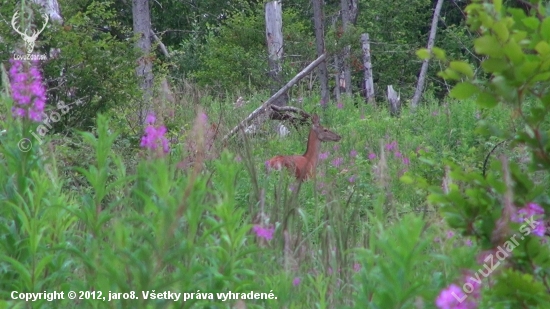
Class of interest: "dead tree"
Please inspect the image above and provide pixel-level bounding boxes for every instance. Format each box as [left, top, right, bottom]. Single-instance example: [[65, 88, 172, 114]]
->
[[132, 0, 154, 125], [387, 85, 401, 117], [361, 33, 374, 103], [265, 1, 287, 107], [411, 0, 444, 109], [312, 0, 330, 106]]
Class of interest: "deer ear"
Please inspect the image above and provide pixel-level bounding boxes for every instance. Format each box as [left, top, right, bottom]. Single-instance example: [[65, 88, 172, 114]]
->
[[312, 114, 319, 125]]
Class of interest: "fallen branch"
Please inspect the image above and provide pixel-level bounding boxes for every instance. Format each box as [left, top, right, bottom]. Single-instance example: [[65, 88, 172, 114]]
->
[[222, 53, 327, 143], [151, 29, 170, 58]]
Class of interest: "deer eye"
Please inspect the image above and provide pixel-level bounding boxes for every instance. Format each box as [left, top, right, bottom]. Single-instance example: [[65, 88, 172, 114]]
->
[[324, 129, 328, 132]]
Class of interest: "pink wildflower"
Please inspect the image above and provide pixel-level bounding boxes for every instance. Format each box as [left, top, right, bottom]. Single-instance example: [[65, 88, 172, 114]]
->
[[319, 152, 330, 160], [435, 284, 477, 309], [252, 225, 274, 241], [349, 149, 357, 158], [9, 59, 47, 122], [140, 112, 170, 154], [292, 277, 301, 286], [368, 153, 376, 160], [331, 157, 343, 168], [385, 141, 397, 151]]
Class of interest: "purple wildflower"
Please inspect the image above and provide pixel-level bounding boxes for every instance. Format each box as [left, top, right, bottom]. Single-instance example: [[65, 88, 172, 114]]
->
[[533, 223, 546, 237], [333, 144, 340, 151], [292, 277, 301, 286], [385, 141, 397, 151], [394, 151, 402, 158], [512, 202, 546, 237], [348, 175, 356, 183], [432, 111, 438, 116], [337, 102, 343, 109], [353, 263, 361, 272], [447, 231, 454, 239], [368, 153, 376, 160], [319, 151, 330, 160], [331, 157, 343, 168], [252, 225, 275, 241], [317, 182, 325, 190], [435, 284, 476, 309], [464, 239, 472, 247], [402, 157, 410, 165], [349, 149, 357, 158], [140, 113, 170, 154], [235, 155, 242, 162], [9, 59, 47, 122]]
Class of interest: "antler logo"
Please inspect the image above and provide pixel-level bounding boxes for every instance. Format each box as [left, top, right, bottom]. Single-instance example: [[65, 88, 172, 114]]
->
[[11, 10, 49, 55]]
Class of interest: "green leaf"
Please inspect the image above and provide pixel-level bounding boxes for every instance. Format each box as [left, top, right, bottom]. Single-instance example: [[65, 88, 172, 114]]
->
[[494, 0, 502, 12], [450, 82, 479, 99], [522, 17, 540, 30], [482, 58, 509, 73], [504, 39, 525, 64], [535, 41, 550, 56], [438, 68, 461, 81], [541, 17, 550, 41], [476, 92, 498, 108], [449, 61, 475, 78], [474, 35, 504, 57], [432, 47, 446, 60], [416, 48, 430, 60], [492, 20, 509, 42]]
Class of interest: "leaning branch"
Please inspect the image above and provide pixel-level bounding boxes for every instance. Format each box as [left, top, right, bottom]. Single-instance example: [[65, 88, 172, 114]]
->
[[222, 53, 327, 143]]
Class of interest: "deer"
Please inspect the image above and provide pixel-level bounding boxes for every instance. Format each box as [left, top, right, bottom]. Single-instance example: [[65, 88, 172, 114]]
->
[[266, 114, 341, 181]]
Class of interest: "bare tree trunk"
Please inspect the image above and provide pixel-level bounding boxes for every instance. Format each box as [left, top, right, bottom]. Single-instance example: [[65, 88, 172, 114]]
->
[[334, 55, 341, 101], [312, 0, 329, 107], [387, 85, 401, 117], [132, 0, 154, 125], [30, 0, 63, 24], [411, 0, 444, 109], [360, 33, 374, 104], [265, 1, 287, 107], [340, 0, 352, 96]]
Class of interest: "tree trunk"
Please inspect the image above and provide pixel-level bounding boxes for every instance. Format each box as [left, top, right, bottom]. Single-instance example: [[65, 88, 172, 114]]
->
[[387, 85, 401, 117], [312, 0, 330, 107], [132, 0, 154, 125], [340, 0, 352, 96], [30, 0, 63, 24], [334, 55, 341, 101], [265, 1, 287, 107], [411, 0, 444, 109], [360, 33, 374, 104]]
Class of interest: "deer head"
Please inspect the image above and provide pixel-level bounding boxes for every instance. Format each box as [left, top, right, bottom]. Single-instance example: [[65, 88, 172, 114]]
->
[[311, 114, 341, 142], [12, 10, 49, 54]]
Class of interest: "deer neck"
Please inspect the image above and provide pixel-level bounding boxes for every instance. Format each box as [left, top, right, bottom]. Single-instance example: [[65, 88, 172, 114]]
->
[[303, 128, 321, 168]]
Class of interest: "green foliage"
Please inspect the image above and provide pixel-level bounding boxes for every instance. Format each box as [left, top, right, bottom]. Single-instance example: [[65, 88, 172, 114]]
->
[[412, 0, 550, 307], [190, 5, 312, 92], [43, 1, 140, 131]]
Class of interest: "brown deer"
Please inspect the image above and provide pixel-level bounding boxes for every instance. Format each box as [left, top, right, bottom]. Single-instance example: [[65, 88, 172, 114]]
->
[[266, 114, 341, 181]]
